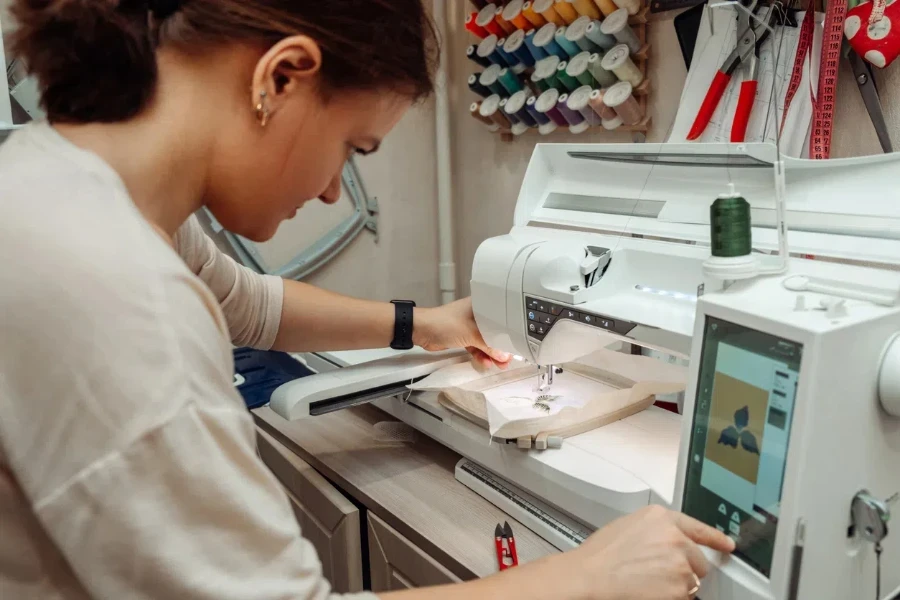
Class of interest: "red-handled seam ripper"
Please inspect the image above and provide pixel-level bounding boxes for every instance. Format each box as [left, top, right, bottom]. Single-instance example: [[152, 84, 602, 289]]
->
[[494, 522, 519, 570], [687, 0, 781, 142]]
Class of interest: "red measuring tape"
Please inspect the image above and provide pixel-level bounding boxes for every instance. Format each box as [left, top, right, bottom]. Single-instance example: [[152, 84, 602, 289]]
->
[[811, 0, 848, 159], [781, 0, 848, 159], [780, 2, 815, 138]]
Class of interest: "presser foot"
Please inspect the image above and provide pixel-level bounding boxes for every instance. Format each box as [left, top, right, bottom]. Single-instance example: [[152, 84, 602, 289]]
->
[[537, 364, 556, 392]]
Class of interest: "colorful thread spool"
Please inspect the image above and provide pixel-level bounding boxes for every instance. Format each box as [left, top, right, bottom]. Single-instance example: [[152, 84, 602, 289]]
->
[[535, 88, 566, 134], [504, 29, 536, 67], [468, 73, 492, 97], [585, 20, 617, 50], [502, 0, 535, 31], [534, 55, 562, 90], [476, 5, 506, 38], [567, 85, 599, 125], [603, 80, 642, 125], [525, 95, 551, 125], [556, 92, 590, 133], [530, 70, 550, 92], [566, 16, 602, 53], [505, 90, 537, 133], [534, 23, 568, 59], [587, 52, 618, 87], [477, 35, 509, 68], [522, 2, 549, 27], [499, 97, 527, 135], [532, 0, 566, 25], [479, 64, 507, 97], [471, 101, 501, 131], [479, 94, 512, 129], [612, 0, 641, 16], [555, 60, 580, 91], [554, 0, 580, 24], [467, 44, 493, 68], [570, 0, 601, 19], [594, 0, 620, 16], [493, 5, 517, 34], [589, 88, 619, 120], [523, 29, 548, 61], [601, 43, 643, 86], [465, 12, 490, 39], [566, 51, 598, 87], [496, 37, 526, 73], [599, 9, 642, 53], [498, 67, 525, 94], [554, 26, 581, 57]]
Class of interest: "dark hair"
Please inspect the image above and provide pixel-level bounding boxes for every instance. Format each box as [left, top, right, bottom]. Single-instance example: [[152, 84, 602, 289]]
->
[[10, 0, 439, 123]]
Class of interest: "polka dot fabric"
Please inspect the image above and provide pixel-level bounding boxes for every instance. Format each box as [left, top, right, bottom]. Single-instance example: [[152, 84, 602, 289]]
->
[[845, 0, 900, 68]]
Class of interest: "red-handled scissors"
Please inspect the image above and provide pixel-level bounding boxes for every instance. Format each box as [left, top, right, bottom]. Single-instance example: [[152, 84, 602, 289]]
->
[[688, 0, 780, 142], [494, 522, 519, 571]]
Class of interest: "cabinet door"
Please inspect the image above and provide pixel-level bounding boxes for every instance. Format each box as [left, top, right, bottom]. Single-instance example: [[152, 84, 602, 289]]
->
[[368, 513, 461, 592], [256, 428, 364, 593]]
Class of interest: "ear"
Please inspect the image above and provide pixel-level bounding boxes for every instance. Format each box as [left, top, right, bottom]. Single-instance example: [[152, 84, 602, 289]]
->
[[250, 35, 323, 117]]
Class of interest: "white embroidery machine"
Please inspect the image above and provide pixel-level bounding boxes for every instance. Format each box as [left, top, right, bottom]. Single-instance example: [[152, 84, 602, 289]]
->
[[272, 143, 900, 599]]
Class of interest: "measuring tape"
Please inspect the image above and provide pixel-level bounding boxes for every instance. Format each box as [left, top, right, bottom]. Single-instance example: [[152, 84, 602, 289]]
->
[[811, 0, 849, 159], [781, 0, 848, 159]]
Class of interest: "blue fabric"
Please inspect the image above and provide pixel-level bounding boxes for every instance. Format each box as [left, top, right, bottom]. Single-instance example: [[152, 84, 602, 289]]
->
[[232, 348, 314, 410]]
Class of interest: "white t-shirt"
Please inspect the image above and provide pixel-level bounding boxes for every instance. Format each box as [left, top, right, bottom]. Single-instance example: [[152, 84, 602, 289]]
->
[[0, 122, 375, 599]]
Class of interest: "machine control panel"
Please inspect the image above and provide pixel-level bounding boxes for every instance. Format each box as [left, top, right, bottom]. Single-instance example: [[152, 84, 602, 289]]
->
[[525, 296, 636, 341]]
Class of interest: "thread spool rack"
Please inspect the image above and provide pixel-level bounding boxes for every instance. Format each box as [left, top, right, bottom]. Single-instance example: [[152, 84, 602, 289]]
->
[[466, 0, 653, 142]]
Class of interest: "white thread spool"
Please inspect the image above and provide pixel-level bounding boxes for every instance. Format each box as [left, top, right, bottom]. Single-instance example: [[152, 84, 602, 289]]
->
[[602, 80, 642, 125], [612, 0, 641, 16], [588, 88, 618, 120], [566, 85, 596, 132], [600, 43, 643, 86], [599, 9, 642, 53], [503, 92, 531, 135], [565, 16, 602, 52]]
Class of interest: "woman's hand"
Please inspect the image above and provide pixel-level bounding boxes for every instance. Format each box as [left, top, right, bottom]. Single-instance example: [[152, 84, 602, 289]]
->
[[558, 505, 736, 599], [414, 298, 513, 368]]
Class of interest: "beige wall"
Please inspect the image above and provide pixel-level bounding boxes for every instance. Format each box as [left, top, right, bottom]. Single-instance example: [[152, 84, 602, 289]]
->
[[445, 0, 900, 296]]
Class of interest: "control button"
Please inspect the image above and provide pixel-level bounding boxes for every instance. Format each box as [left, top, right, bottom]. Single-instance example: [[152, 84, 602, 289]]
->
[[536, 324, 548, 335], [536, 301, 548, 313], [529, 322, 537, 333], [599, 318, 615, 330], [526, 297, 540, 310], [549, 304, 563, 316], [528, 311, 538, 322], [562, 309, 578, 320], [541, 314, 554, 325], [731, 511, 741, 524], [729, 521, 741, 536], [581, 314, 595, 325], [718, 503, 727, 516]]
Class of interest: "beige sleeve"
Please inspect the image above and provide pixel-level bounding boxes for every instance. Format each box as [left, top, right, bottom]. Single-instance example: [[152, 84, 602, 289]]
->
[[175, 215, 284, 350], [32, 402, 375, 600]]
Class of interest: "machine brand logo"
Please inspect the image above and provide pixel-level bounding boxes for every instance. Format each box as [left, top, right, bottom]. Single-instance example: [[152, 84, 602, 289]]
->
[[717, 406, 760, 455]]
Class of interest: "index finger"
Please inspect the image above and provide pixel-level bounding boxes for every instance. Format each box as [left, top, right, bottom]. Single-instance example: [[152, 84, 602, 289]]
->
[[674, 513, 737, 554]]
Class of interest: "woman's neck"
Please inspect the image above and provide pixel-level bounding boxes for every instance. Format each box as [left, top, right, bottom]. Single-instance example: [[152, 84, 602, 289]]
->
[[54, 52, 228, 240]]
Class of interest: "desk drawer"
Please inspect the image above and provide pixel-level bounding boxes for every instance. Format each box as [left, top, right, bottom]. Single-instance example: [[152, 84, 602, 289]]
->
[[256, 428, 363, 593], [367, 513, 461, 591]]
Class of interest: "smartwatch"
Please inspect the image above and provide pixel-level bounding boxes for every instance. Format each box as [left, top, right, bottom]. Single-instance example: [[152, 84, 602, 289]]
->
[[390, 300, 416, 350]]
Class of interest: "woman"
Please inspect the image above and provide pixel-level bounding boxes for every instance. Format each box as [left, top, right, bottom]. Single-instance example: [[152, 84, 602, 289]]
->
[[0, 1, 734, 598]]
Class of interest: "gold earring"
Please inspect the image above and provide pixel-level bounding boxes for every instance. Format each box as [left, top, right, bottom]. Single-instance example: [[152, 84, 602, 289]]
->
[[255, 90, 269, 127]]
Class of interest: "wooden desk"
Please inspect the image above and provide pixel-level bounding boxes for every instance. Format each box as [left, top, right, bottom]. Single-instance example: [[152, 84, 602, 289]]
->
[[254, 404, 558, 587]]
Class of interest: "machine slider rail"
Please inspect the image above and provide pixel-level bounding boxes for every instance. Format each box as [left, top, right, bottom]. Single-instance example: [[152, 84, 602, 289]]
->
[[308, 375, 428, 416], [458, 461, 593, 547]]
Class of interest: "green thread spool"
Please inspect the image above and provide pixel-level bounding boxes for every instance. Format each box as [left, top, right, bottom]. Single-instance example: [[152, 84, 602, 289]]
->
[[556, 61, 579, 92], [499, 67, 524, 94], [531, 71, 551, 91], [710, 187, 752, 258]]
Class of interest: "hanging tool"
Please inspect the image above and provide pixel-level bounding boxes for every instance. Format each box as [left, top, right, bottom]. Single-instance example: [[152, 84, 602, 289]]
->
[[847, 49, 893, 153], [494, 521, 519, 571], [688, 0, 783, 142]]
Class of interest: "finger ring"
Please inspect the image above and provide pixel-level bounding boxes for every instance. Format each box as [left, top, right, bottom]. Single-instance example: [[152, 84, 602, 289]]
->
[[688, 573, 701, 597]]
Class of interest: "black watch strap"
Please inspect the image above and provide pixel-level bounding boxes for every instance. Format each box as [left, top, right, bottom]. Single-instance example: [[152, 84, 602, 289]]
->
[[390, 300, 416, 350]]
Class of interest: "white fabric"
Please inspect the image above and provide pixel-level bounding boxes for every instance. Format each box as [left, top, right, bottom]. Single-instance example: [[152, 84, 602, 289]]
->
[[0, 122, 374, 600]]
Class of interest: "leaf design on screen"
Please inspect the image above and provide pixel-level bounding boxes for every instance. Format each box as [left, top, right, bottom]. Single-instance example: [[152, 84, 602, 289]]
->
[[717, 426, 740, 448], [734, 405, 750, 430], [740, 430, 760, 455]]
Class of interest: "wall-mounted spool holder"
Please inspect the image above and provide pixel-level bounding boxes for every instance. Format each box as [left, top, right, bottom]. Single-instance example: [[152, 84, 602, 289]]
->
[[466, 1, 652, 142]]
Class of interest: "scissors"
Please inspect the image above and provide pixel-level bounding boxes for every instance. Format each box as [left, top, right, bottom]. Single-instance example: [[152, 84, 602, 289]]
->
[[847, 48, 893, 153], [688, 0, 782, 142]]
